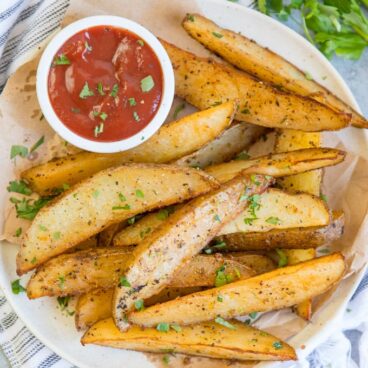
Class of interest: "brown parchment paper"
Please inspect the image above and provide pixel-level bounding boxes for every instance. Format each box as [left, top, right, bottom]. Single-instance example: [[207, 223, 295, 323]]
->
[[1, 0, 368, 367]]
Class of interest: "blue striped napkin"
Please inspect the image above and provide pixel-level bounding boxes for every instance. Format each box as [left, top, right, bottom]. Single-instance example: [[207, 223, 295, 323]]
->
[[0, 1, 367, 367]]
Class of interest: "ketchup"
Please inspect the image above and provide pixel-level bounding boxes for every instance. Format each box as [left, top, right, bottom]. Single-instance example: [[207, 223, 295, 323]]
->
[[48, 25, 163, 142]]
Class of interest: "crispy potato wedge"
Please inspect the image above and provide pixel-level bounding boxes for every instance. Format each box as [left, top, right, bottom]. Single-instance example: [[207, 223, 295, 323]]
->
[[175, 122, 265, 168], [275, 130, 322, 196], [27, 248, 257, 298], [225, 254, 276, 274], [75, 287, 204, 331], [219, 188, 330, 235], [82, 318, 296, 361], [113, 174, 272, 331], [162, 40, 350, 132], [182, 14, 366, 128], [206, 147, 345, 184], [22, 102, 235, 195], [98, 222, 127, 247], [215, 210, 344, 250], [17, 164, 219, 274], [129, 253, 345, 326]]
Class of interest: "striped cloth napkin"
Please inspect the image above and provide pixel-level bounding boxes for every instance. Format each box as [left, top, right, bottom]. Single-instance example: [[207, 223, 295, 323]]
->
[[0, 1, 367, 367]]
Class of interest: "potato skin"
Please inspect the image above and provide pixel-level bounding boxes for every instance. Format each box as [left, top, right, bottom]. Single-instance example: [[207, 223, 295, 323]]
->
[[162, 39, 351, 132], [82, 318, 297, 361], [17, 164, 219, 275], [182, 13, 366, 128]]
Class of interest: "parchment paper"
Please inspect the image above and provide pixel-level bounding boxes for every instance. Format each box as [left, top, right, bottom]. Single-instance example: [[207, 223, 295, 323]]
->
[[1, 0, 368, 367]]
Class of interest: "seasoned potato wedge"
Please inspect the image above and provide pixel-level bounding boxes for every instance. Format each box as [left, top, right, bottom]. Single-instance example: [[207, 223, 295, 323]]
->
[[218, 188, 330, 235], [182, 14, 366, 128], [225, 254, 276, 274], [17, 164, 219, 274], [28, 248, 256, 298], [206, 147, 345, 184], [175, 122, 265, 168], [162, 40, 350, 131], [82, 318, 297, 361], [75, 287, 204, 331], [22, 102, 235, 195], [129, 253, 345, 326], [113, 175, 272, 331], [215, 210, 344, 250], [98, 223, 127, 247]]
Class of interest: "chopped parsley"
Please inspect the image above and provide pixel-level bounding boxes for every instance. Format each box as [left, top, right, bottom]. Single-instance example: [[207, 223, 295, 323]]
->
[[275, 248, 288, 267], [173, 102, 186, 119], [134, 299, 145, 311], [204, 240, 227, 254], [162, 355, 170, 364], [119, 276, 131, 287], [170, 323, 181, 332], [85, 41, 92, 52], [57, 295, 70, 310], [212, 32, 223, 38], [266, 216, 281, 225], [141, 75, 155, 92], [92, 190, 100, 198], [58, 276, 65, 289], [214, 317, 236, 330], [53, 54, 70, 66], [110, 84, 119, 97], [53, 231, 61, 240], [135, 189, 144, 198], [187, 14, 195, 22], [99, 112, 108, 121], [11, 279, 26, 294], [112, 204, 131, 210], [320, 193, 328, 203], [97, 82, 105, 96], [156, 322, 170, 332], [31, 257, 37, 264], [305, 71, 313, 81], [235, 152, 250, 160], [249, 312, 258, 319], [119, 193, 127, 202], [11, 196, 51, 220], [133, 111, 140, 122], [94, 123, 104, 137], [215, 265, 233, 287], [273, 341, 283, 350], [30, 136, 45, 153], [38, 224, 47, 231], [241, 107, 250, 114], [214, 214, 221, 222], [79, 82, 94, 99], [250, 174, 261, 186], [217, 295, 223, 302], [137, 39, 145, 46], [7, 180, 32, 195], [10, 145, 28, 159], [243, 194, 261, 224], [128, 97, 137, 106], [15, 227, 22, 237]]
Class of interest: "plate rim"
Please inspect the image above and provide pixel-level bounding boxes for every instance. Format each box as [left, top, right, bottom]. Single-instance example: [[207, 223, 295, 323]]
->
[[0, 1, 366, 367]]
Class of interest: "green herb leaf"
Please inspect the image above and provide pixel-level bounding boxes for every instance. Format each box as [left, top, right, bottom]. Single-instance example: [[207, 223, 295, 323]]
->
[[127, 216, 137, 225], [162, 354, 170, 364], [214, 317, 237, 330], [217, 295, 223, 302], [10, 145, 28, 159], [57, 295, 70, 310], [249, 311, 258, 319], [273, 341, 283, 350], [79, 82, 94, 99], [173, 102, 186, 120], [97, 82, 105, 96], [11, 196, 51, 220], [30, 136, 45, 153], [266, 216, 281, 225], [39, 224, 47, 231], [110, 83, 119, 97], [135, 189, 144, 198], [133, 111, 140, 122], [15, 227, 22, 237], [58, 275, 65, 289], [85, 41, 92, 51], [137, 39, 145, 46], [141, 75, 155, 92], [134, 299, 145, 311], [170, 323, 181, 332], [53, 231, 61, 240], [11, 279, 26, 294], [305, 71, 314, 80], [212, 31, 224, 38], [215, 265, 233, 287], [53, 54, 71, 66], [99, 112, 108, 121], [320, 193, 328, 203], [119, 193, 127, 202], [214, 214, 221, 222], [128, 97, 137, 106], [119, 276, 131, 287], [187, 14, 195, 22], [156, 322, 170, 332], [7, 180, 32, 195], [112, 204, 131, 210], [275, 248, 288, 267]]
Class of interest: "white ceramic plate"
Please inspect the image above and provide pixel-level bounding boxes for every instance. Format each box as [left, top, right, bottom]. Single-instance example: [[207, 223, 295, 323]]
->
[[0, 0, 366, 367]]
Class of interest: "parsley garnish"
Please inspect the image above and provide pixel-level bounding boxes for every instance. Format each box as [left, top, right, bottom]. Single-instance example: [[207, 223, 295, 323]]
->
[[57, 295, 70, 310], [133, 111, 140, 122], [320, 193, 328, 203], [275, 248, 288, 267], [10, 145, 28, 159], [135, 189, 144, 198], [128, 97, 137, 106], [214, 317, 236, 330], [97, 82, 105, 96], [141, 75, 155, 92], [137, 39, 145, 46], [173, 102, 186, 119], [305, 71, 313, 80], [11, 196, 51, 220], [58, 276, 65, 289], [94, 123, 104, 137], [249, 312, 258, 319], [204, 240, 226, 254], [85, 41, 92, 52], [110, 84, 119, 97], [15, 227, 22, 237], [79, 82, 94, 99], [273, 341, 283, 350], [170, 323, 181, 332], [99, 112, 108, 121], [127, 216, 137, 225], [11, 279, 26, 294], [187, 14, 195, 22], [266, 216, 281, 225], [214, 214, 221, 222], [156, 323, 170, 332], [243, 194, 261, 224], [134, 299, 145, 311], [30, 136, 45, 153], [112, 204, 131, 210], [119, 193, 127, 202], [38, 224, 47, 231], [162, 355, 170, 364], [53, 54, 71, 66], [215, 265, 233, 287], [235, 152, 250, 160], [250, 174, 261, 186], [7, 180, 32, 195], [53, 231, 61, 240], [119, 276, 131, 287], [212, 31, 223, 38], [217, 295, 223, 302]]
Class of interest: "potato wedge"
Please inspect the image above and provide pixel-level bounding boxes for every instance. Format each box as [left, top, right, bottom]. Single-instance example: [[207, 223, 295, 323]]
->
[[17, 164, 218, 274], [113, 174, 272, 331], [225, 254, 276, 274], [98, 222, 127, 247], [162, 40, 350, 131], [129, 253, 345, 326], [175, 122, 265, 168], [82, 318, 297, 361], [76, 287, 204, 331], [182, 14, 366, 128], [218, 188, 330, 235], [22, 102, 235, 195], [27, 249, 255, 298], [215, 210, 344, 250], [206, 147, 345, 184]]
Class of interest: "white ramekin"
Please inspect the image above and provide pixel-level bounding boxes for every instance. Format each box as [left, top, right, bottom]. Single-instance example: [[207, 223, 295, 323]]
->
[[36, 16, 174, 153]]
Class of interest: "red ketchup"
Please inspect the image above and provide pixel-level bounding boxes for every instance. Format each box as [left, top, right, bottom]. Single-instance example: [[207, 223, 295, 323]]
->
[[48, 25, 163, 142]]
